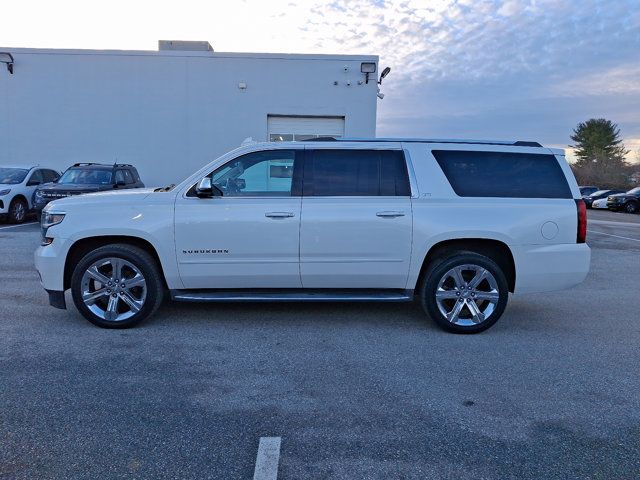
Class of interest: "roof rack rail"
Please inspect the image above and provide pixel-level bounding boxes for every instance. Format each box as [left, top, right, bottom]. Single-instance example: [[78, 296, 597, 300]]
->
[[114, 163, 133, 167], [303, 137, 543, 147], [513, 141, 543, 147], [72, 162, 100, 167]]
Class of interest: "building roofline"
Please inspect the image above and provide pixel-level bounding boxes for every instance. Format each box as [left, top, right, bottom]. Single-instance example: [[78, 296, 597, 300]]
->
[[0, 46, 378, 62]]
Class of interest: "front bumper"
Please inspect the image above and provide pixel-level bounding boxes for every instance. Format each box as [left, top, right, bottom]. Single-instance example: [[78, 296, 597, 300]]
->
[[34, 237, 71, 292], [32, 199, 52, 212]]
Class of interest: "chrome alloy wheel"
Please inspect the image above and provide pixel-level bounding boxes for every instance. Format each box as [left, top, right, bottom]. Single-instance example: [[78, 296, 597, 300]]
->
[[80, 257, 147, 322], [12, 202, 25, 222], [435, 264, 500, 326]]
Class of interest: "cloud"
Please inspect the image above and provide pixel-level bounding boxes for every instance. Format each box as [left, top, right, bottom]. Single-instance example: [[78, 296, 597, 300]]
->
[[299, 0, 640, 156]]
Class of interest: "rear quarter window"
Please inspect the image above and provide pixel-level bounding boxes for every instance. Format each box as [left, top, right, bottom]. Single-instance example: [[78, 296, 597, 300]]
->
[[432, 150, 572, 199]]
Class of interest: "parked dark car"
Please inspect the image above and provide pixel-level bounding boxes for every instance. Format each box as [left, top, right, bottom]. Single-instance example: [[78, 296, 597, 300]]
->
[[33, 163, 145, 217], [583, 189, 625, 208], [606, 187, 640, 213], [579, 185, 599, 197]]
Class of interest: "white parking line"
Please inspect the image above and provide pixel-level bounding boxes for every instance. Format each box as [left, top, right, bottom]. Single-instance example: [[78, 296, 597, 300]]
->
[[589, 219, 640, 228], [588, 230, 640, 242], [0, 222, 38, 230], [253, 437, 281, 480]]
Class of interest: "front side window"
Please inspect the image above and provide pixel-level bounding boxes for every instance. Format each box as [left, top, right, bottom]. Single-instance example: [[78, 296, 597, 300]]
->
[[198, 150, 300, 197], [0, 168, 29, 185], [27, 169, 44, 185], [432, 150, 572, 199], [306, 149, 410, 197], [59, 168, 113, 185]]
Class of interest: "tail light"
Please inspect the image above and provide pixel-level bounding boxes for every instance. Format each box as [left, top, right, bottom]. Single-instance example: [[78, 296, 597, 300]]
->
[[575, 199, 587, 243]]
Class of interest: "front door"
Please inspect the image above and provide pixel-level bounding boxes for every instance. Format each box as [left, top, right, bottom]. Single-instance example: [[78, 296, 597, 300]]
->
[[174, 148, 303, 289], [300, 147, 413, 289]]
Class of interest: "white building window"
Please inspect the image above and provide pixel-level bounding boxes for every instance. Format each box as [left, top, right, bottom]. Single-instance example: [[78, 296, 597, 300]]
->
[[267, 115, 345, 141]]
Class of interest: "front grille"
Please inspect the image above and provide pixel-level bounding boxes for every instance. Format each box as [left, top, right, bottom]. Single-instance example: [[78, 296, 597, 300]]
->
[[41, 192, 82, 199]]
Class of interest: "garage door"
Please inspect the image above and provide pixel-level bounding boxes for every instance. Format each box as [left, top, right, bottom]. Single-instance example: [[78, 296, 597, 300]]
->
[[268, 115, 345, 141]]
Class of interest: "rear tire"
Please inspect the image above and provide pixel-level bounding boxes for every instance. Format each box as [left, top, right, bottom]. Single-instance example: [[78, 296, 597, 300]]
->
[[8, 198, 27, 224], [71, 244, 164, 328], [420, 251, 509, 334]]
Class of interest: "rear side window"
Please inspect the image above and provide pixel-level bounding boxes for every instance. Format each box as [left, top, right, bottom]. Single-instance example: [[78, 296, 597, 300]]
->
[[306, 149, 410, 196], [123, 170, 135, 184], [432, 150, 572, 199]]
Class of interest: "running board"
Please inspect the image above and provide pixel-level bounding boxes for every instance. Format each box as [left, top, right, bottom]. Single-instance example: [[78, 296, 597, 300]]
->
[[170, 289, 414, 303]]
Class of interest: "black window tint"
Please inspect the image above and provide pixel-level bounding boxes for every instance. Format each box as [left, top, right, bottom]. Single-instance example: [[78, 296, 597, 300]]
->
[[308, 150, 410, 196], [432, 150, 572, 199], [123, 170, 135, 184], [44, 170, 60, 182], [28, 169, 44, 185], [114, 170, 125, 184], [380, 151, 411, 196]]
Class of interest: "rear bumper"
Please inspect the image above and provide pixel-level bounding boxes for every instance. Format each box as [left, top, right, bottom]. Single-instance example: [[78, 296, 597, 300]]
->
[[32, 199, 51, 212], [512, 243, 590, 294]]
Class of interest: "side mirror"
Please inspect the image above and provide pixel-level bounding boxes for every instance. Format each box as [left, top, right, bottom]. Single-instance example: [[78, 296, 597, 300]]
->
[[27, 180, 41, 187], [195, 177, 222, 198], [115, 179, 126, 187]]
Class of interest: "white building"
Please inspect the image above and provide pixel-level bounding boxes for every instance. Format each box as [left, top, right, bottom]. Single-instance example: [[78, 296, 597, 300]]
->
[[0, 42, 379, 186]]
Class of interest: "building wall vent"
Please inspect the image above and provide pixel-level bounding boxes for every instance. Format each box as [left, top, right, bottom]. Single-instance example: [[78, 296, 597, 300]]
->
[[158, 40, 213, 52]]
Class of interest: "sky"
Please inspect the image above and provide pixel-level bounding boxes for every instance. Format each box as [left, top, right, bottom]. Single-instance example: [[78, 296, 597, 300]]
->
[[1, 0, 639, 162]]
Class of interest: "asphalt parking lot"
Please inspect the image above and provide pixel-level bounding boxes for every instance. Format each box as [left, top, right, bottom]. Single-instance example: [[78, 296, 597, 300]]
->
[[1, 211, 639, 479]]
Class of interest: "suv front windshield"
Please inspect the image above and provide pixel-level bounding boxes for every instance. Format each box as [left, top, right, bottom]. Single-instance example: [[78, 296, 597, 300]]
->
[[59, 168, 112, 185], [0, 168, 29, 184], [627, 187, 640, 195]]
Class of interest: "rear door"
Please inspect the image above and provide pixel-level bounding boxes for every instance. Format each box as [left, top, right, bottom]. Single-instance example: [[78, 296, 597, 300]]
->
[[300, 145, 413, 288]]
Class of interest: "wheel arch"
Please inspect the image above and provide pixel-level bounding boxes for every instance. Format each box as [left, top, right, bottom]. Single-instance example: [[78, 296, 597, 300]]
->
[[64, 235, 168, 290], [415, 238, 516, 293], [10, 193, 29, 207]]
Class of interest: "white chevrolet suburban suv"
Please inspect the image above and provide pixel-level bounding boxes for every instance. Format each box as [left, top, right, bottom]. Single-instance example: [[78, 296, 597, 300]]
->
[[35, 138, 590, 333]]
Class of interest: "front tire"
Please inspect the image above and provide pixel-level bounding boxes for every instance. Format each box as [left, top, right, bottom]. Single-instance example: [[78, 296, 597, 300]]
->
[[71, 244, 164, 328], [8, 198, 27, 223], [624, 202, 638, 214], [420, 251, 509, 334]]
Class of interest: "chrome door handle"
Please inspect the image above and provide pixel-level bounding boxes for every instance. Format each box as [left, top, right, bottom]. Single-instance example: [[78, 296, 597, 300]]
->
[[265, 212, 295, 218], [376, 211, 405, 218]]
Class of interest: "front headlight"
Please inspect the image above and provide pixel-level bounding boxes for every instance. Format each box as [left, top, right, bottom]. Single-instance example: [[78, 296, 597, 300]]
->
[[42, 211, 66, 229], [0, 188, 10, 196], [41, 211, 66, 245]]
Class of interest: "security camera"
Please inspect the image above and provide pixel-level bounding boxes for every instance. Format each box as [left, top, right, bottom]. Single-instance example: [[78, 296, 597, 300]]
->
[[377, 92, 385, 99], [343, 65, 349, 72]]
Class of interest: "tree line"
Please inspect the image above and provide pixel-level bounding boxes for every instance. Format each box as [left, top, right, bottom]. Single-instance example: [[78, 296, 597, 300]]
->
[[569, 118, 638, 188]]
